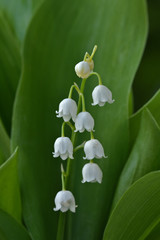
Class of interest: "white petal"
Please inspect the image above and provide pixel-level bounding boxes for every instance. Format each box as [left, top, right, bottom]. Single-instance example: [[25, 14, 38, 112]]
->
[[63, 114, 71, 122], [84, 140, 97, 159], [53, 137, 73, 159], [92, 89, 100, 106], [69, 153, 74, 159], [54, 137, 66, 155], [108, 99, 115, 104], [91, 102, 98, 106], [66, 138, 73, 154], [60, 153, 68, 160], [60, 206, 69, 212], [52, 152, 59, 158], [82, 163, 103, 183], [92, 164, 103, 183], [92, 85, 114, 107], [57, 98, 77, 121], [69, 202, 77, 213], [98, 102, 105, 107], [82, 163, 96, 182], [53, 190, 76, 213], [56, 109, 63, 117], [83, 139, 106, 159], [75, 61, 91, 78], [83, 112, 94, 132], [75, 112, 94, 133], [95, 140, 106, 158], [75, 114, 83, 131], [53, 201, 61, 211]]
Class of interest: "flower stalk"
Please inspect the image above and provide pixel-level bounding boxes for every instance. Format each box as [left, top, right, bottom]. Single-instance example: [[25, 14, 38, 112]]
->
[[53, 45, 114, 240]]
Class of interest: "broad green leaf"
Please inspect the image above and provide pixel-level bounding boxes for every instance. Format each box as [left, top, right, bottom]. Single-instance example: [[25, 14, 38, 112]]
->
[[146, 222, 160, 240], [133, 0, 160, 111], [0, 147, 21, 222], [69, 1, 148, 240], [103, 171, 160, 240], [0, 11, 21, 133], [0, 209, 31, 240], [128, 90, 134, 117], [11, 0, 148, 240], [130, 89, 160, 147], [0, 0, 43, 43], [112, 108, 160, 208], [0, 119, 10, 165]]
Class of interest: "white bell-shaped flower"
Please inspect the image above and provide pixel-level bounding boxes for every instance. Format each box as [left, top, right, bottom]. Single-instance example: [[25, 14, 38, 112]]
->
[[92, 85, 114, 106], [83, 139, 107, 160], [53, 137, 73, 160], [54, 190, 77, 212], [56, 98, 77, 122], [75, 112, 94, 133], [75, 61, 91, 79], [82, 163, 103, 183]]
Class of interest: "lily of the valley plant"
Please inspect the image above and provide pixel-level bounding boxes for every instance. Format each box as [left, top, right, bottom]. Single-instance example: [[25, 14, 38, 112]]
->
[[53, 46, 114, 212]]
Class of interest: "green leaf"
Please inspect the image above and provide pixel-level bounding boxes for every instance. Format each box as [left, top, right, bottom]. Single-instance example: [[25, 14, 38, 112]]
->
[[133, 0, 160, 111], [11, 0, 148, 239], [128, 90, 134, 117], [0, 209, 31, 240], [130, 89, 160, 147], [146, 222, 160, 240], [0, 0, 43, 43], [0, 147, 21, 222], [0, 11, 21, 133], [0, 119, 10, 165], [112, 108, 160, 208], [103, 171, 160, 240]]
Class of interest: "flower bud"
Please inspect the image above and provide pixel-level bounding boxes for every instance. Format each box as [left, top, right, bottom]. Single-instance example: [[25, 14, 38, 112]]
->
[[83, 139, 107, 160], [53, 190, 77, 212], [92, 85, 114, 106], [75, 112, 94, 133], [82, 163, 103, 183], [75, 61, 91, 78], [53, 137, 73, 160], [56, 98, 77, 122]]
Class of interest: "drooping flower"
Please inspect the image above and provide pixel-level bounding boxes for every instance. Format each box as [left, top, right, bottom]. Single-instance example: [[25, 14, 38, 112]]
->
[[92, 85, 114, 106], [53, 137, 73, 160], [53, 190, 77, 212], [82, 163, 103, 183], [75, 61, 91, 79], [56, 98, 77, 122], [83, 139, 107, 160], [75, 112, 94, 133]]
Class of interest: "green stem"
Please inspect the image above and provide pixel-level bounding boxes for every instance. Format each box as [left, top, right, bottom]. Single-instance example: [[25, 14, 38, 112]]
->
[[61, 122, 75, 137], [90, 131, 94, 139], [73, 82, 86, 112], [68, 85, 76, 98], [74, 141, 86, 152], [66, 122, 75, 131], [61, 172, 65, 191], [81, 94, 86, 112], [61, 122, 65, 137], [65, 131, 76, 188], [56, 212, 66, 240], [89, 72, 102, 85], [80, 78, 87, 94], [77, 78, 87, 114], [90, 45, 97, 60], [57, 77, 87, 240]]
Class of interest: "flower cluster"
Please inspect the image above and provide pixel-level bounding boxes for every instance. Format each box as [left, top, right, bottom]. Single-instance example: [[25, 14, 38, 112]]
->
[[53, 46, 114, 213]]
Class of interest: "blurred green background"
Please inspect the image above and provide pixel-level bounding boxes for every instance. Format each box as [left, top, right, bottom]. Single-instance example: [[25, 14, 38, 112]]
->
[[133, 0, 160, 110]]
